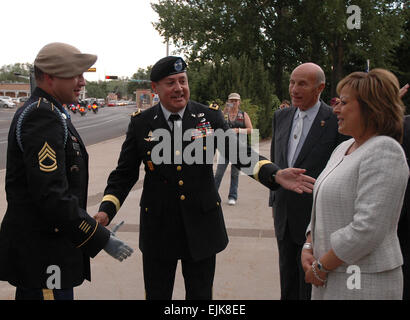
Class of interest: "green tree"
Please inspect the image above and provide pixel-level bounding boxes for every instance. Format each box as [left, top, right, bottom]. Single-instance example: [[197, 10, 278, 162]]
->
[[187, 55, 276, 138], [0, 63, 32, 82], [152, 0, 407, 102]]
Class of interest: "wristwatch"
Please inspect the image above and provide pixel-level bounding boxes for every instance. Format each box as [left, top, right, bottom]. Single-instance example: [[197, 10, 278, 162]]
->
[[317, 259, 330, 273]]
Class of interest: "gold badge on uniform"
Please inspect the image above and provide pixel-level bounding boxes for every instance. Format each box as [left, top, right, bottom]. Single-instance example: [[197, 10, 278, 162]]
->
[[38, 142, 57, 172], [144, 130, 157, 142]]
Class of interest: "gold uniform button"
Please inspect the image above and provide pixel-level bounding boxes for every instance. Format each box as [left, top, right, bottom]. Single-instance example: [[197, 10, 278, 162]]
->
[[175, 150, 181, 156], [178, 180, 184, 186], [145, 208, 148, 212], [203, 146, 207, 150], [180, 195, 186, 201], [147, 151, 151, 155], [216, 202, 220, 206], [54, 228, 59, 233], [176, 165, 182, 171]]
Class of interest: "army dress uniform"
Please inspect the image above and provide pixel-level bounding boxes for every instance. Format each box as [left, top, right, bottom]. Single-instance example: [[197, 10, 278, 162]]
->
[[0, 88, 111, 296], [98, 100, 281, 298]]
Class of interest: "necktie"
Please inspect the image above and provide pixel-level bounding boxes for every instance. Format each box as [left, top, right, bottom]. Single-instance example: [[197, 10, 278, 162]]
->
[[288, 111, 307, 167], [168, 113, 181, 131]]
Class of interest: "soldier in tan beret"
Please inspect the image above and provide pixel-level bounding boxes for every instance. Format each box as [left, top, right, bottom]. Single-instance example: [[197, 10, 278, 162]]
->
[[0, 42, 133, 300]]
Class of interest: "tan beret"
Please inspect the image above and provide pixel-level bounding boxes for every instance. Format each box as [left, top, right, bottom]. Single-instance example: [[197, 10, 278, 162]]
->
[[228, 92, 241, 100], [34, 42, 97, 78]]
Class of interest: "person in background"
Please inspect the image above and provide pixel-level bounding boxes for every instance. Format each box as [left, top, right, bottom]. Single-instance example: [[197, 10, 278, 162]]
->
[[214, 93, 253, 206], [269, 62, 348, 300], [398, 83, 410, 300], [302, 68, 408, 300], [279, 100, 291, 109], [329, 97, 341, 108]]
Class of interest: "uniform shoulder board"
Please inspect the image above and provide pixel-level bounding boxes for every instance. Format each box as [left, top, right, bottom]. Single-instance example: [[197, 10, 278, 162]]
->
[[16, 98, 68, 152], [131, 108, 142, 117], [209, 103, 219, 111]]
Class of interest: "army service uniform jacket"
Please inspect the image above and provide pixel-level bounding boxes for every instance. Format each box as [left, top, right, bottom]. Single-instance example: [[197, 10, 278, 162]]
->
[[99, 101, 280, 261], [0, 88, 110, 289]]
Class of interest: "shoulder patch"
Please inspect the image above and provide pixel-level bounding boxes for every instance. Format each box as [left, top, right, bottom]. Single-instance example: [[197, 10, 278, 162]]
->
[[209, 103, 219, 111], [131, 108, 142, 117]]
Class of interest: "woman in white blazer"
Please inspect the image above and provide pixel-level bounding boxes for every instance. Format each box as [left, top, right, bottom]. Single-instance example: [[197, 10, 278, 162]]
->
[[301, 69, 409, 300]]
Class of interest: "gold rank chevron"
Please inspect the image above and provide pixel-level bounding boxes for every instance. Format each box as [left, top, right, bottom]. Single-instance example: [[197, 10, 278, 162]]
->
[[38, 142, 57, 172]]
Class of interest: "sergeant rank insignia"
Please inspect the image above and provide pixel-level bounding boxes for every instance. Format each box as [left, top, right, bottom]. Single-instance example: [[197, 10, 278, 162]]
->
[[38, 142, 57, 172]]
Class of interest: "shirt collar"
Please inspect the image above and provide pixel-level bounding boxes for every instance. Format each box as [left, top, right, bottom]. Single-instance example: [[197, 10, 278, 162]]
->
[[160, 103, 186, 121], [295, 100, 321, 120]]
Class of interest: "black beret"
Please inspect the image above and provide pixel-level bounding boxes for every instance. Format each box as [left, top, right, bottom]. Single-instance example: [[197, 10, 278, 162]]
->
[[150, 56, 187, 82]]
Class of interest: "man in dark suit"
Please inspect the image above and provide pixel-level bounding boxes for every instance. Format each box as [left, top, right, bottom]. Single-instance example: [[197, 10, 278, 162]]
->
[[269, 62, 347, 300], [0, 43, 132, 300], [398, 114, 410, 300], [94, 56, 316, 300]]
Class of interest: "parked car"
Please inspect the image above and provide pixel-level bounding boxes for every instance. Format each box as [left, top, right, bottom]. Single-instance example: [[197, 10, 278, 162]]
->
[[97, 98, 106, 107], [107, 100, 117, 107], [0, 97, 16, 108]]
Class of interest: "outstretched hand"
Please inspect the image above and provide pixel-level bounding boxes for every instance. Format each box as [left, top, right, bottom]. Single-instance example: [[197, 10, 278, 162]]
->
[[104, 234, 134, 262], [275, 168, 315, 194]]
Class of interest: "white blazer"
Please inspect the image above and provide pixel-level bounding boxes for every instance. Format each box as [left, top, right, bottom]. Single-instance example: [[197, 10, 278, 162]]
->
[[307, 136, 409, 273]]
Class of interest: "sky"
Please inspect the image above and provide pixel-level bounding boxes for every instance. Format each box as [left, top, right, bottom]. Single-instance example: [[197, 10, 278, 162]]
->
[[1, 0, 175, 82]]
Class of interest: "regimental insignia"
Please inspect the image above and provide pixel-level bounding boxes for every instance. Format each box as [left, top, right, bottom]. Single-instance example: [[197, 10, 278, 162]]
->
[[174, 59, 184, 72], [209, 103, 219, 110], [38, 142, 57, 172], [131, 108, 142, 117]]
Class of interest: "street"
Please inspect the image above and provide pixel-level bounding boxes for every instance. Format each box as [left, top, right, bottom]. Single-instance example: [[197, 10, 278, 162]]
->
[[0, 104, 138, 170]]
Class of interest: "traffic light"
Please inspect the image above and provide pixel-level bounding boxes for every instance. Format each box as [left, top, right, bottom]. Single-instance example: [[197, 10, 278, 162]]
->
[[105, 75, 118, 80]]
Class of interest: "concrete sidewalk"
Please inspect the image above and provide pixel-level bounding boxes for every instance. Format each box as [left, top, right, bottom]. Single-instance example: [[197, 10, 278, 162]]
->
[[0, 136, 280, 300]]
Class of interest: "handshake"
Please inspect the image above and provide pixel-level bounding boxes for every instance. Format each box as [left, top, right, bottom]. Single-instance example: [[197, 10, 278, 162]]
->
[[102, 220, 134, 262]]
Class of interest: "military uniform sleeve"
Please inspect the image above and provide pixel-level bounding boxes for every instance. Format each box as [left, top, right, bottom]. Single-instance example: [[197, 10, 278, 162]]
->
[[99, 117, 142, 223], [20, 104, 110, 257], [212, 105, 281, 190]]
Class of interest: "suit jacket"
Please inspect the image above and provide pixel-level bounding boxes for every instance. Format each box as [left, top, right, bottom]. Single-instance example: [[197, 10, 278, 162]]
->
[[270, 101, 347, 244], [0, 88, 110, 289], [99, 101, 280, 261], [307, 136, 408, 273], [398, 115, 410, 264]]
